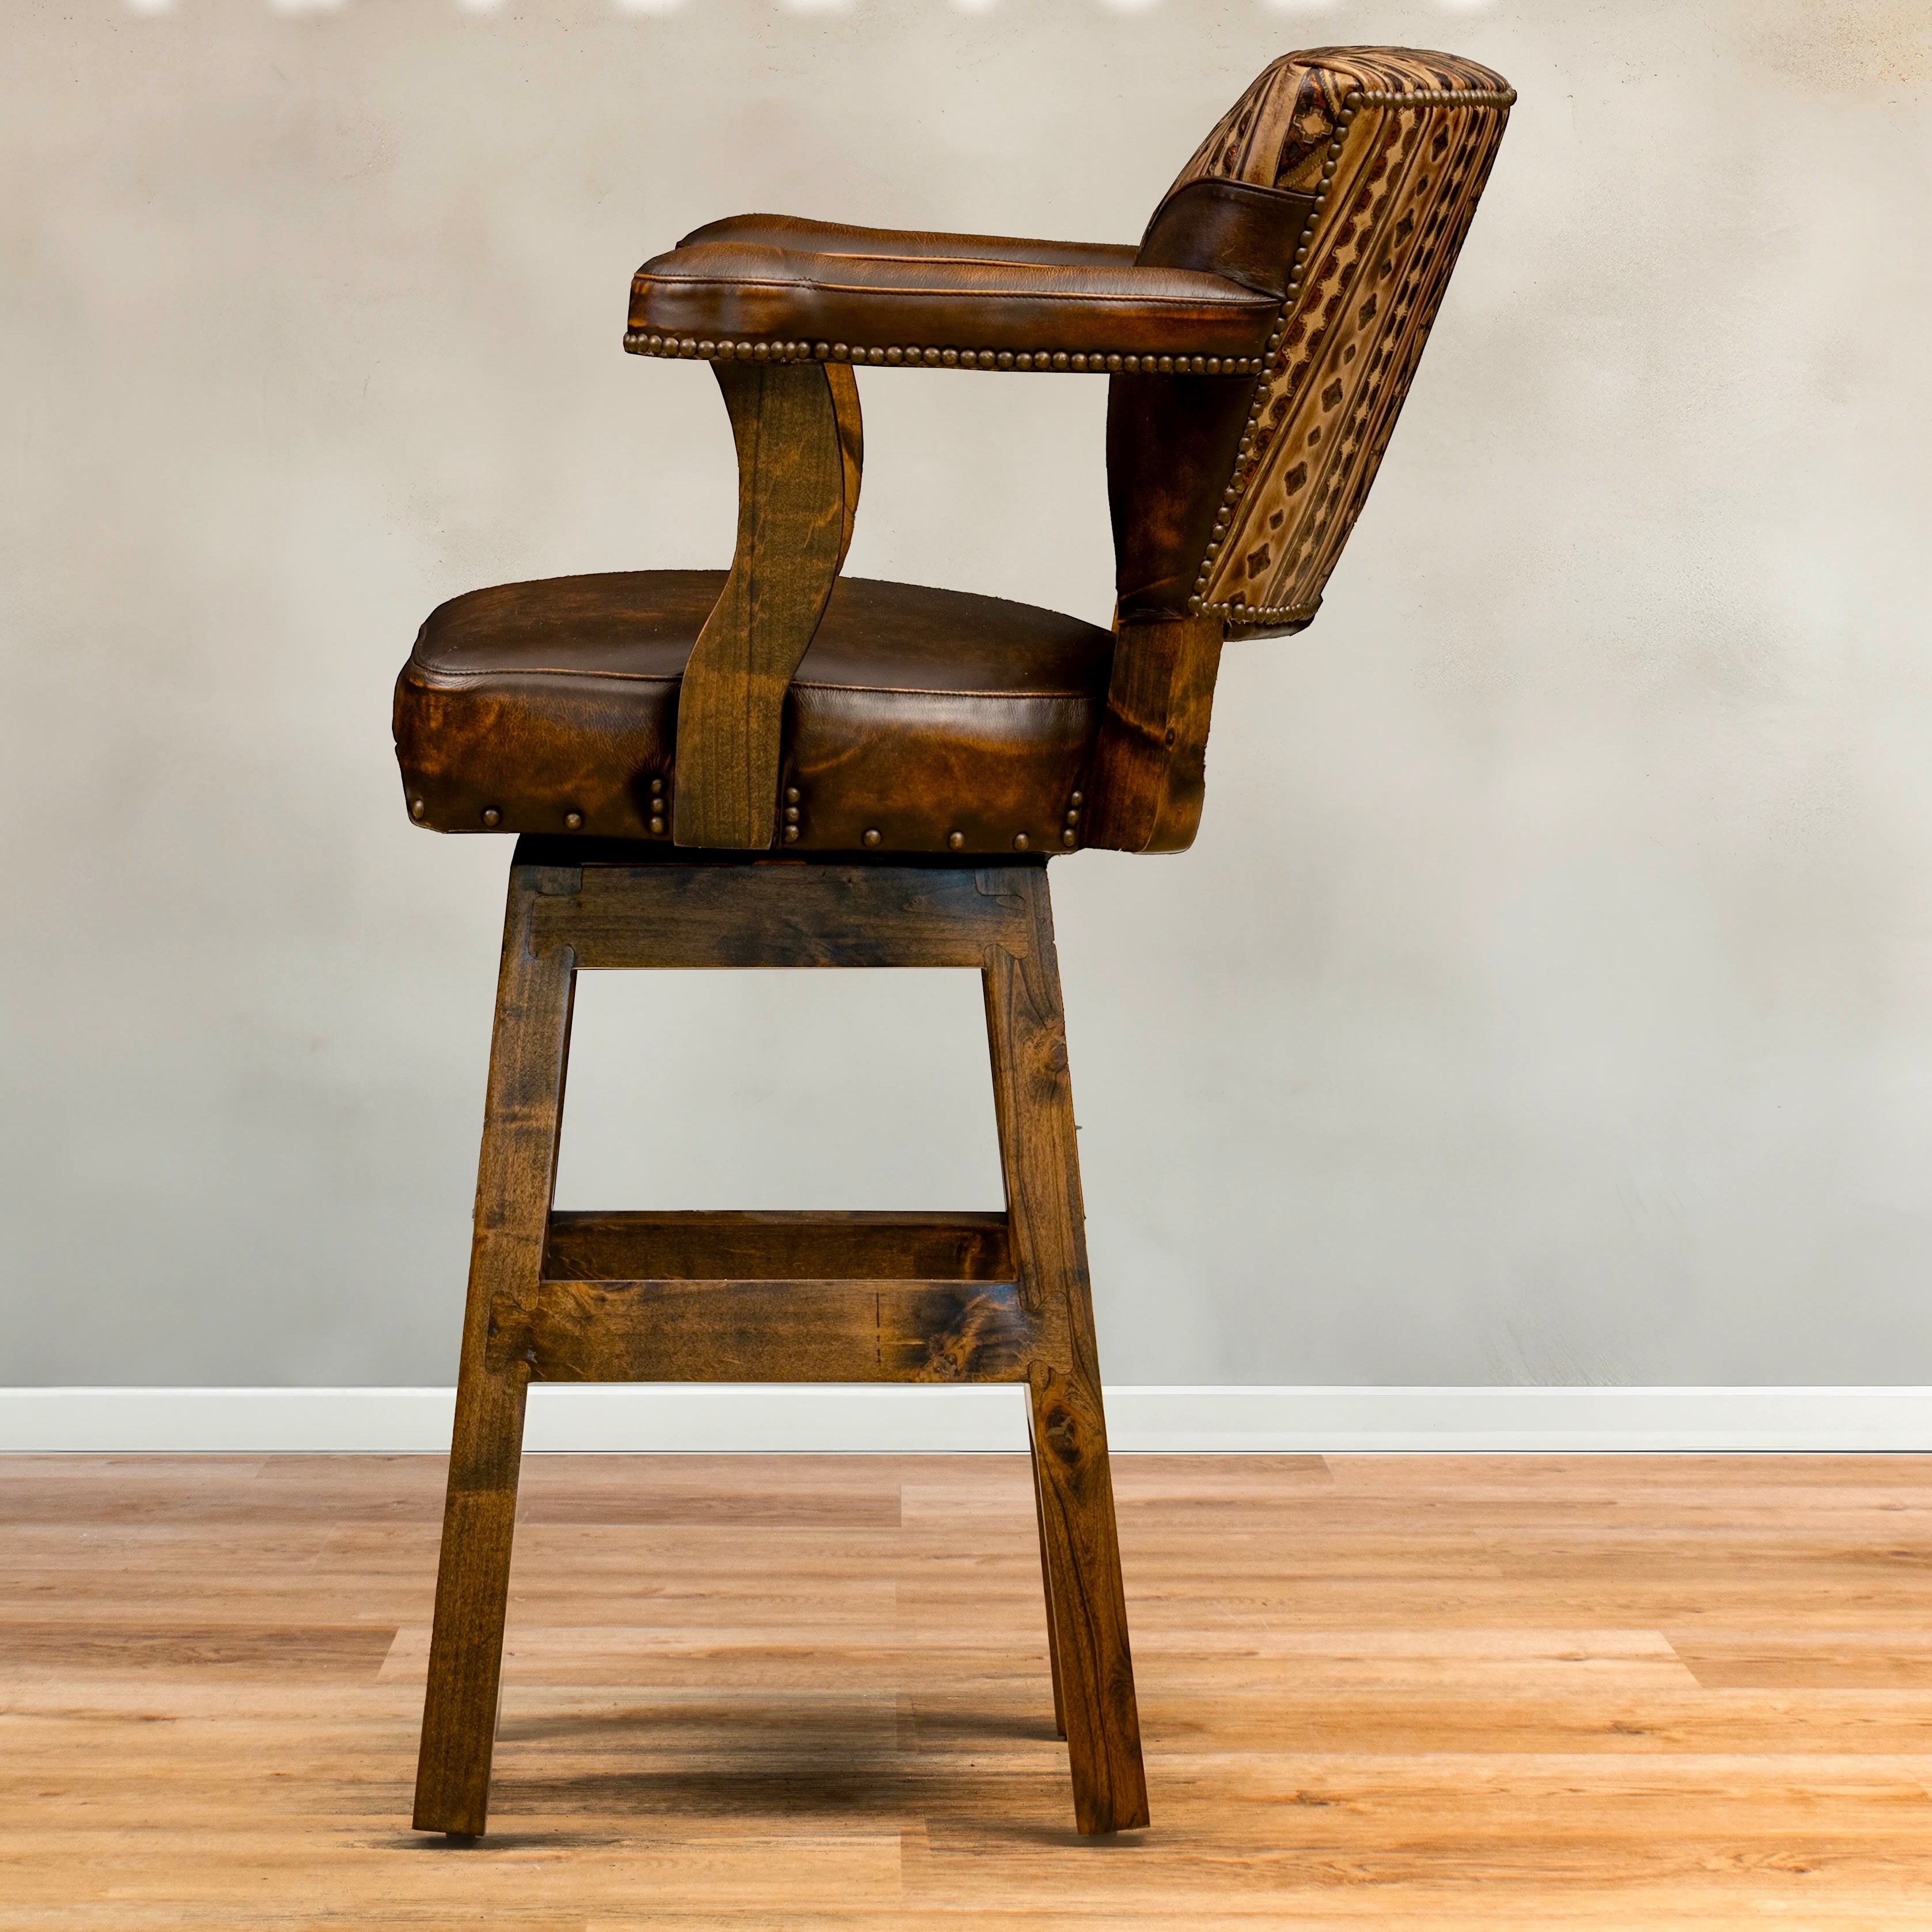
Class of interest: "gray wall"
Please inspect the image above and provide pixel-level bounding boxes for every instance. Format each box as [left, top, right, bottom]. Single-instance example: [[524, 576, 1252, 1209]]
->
[[4, 0, 1930, 1387]]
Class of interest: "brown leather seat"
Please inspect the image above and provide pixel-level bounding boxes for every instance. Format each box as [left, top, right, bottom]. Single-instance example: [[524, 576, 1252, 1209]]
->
[[394, 571, 1112, 854]]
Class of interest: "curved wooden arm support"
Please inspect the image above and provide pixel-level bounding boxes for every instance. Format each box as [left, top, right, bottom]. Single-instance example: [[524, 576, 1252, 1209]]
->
[[1081, 614, 1225, 854], [672, 360, 863, 849]]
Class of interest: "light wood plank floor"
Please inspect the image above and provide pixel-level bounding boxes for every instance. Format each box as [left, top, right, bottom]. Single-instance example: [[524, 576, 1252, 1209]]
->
[[4, 1453, 1932, 1927]]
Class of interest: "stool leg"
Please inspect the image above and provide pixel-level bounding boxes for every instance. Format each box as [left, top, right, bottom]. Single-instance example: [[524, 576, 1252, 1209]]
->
[[984, 869, 1148, 1835], [1026, 1404, 1069, 1739], [413, 857, 577, 1836]]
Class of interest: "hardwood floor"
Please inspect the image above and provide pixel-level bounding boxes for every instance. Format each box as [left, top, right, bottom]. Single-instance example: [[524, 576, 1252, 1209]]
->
[[4, 1452, 1931, 1927]]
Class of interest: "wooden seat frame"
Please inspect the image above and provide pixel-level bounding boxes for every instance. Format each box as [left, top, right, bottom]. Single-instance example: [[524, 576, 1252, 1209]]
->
[[412, 839, 1149, 1837]]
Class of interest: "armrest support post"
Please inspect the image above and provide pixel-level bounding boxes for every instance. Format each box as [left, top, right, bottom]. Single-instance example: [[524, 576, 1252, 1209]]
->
[[1082, 614, 1225, 855], [672, 360, 862, 850]]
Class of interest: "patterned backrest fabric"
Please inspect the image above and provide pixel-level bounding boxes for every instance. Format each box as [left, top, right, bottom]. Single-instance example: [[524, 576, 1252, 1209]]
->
[[1131, 48, 1513, 636]]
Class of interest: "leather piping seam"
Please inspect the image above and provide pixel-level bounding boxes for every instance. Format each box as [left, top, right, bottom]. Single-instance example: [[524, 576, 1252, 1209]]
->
[[637, 271, 1269, 312], [794, 680, 1097, 699], [1184, 81, 1517, 620], [407, 665, 1099, 701], [623, 335, 1264, 377], [407, 664, 683, 687]]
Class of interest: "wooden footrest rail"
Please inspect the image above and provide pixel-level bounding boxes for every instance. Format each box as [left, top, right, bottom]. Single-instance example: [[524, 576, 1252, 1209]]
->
[[491, 1211, 1031, 1382], [540, 1209, 1013, 1283]]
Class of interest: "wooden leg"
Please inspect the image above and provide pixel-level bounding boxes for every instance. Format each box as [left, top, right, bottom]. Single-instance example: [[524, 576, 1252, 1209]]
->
[[984, 868, 1148, 1835], [1026, 1406, 1069, 1739], [413, 854, 578, 1836]]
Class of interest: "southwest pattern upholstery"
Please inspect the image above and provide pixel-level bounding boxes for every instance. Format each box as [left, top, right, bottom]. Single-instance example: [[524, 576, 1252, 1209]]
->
[[1176, 49, 1513, 634]]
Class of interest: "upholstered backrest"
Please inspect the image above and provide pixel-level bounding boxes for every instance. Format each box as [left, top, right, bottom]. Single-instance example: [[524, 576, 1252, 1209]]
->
[[1108, 48, 1513, 637]]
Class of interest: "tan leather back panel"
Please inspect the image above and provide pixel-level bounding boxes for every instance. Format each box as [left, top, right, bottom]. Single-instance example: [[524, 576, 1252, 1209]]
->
[[1189, 50, 1512, 632], [1116, 48, 1513, 638]]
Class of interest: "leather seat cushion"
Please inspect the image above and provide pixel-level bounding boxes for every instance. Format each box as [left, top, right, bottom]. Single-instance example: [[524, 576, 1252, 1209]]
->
[[394, 571, 1113, 855], [677, 213, 1141, 272]]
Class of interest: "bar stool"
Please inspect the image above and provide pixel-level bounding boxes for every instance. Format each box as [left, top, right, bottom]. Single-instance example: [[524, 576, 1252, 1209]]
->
[[395, 46, 1514, 1838]]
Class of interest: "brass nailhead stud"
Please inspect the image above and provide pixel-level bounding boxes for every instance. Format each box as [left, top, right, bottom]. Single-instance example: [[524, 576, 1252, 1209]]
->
[[650, 776, 665, 794], [1066, 808, 1079, 825], [482, 808, 500, 827], [410, 798, 426, 820], [785, 787, 800, 804], [947, 831, 964, 850], [650, 816, 665, 835], [862, 828, 882, 847], [1070, 791, 1083, 805], [1013, 832, 1030, 851], [784, 806, 800, 824], [783, 825, 800, 843], [564, 811, 583, 831], [1062, 830, 1077, 847]]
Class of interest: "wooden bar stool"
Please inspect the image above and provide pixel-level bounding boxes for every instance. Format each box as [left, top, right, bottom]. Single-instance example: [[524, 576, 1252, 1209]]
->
[[396, 47, 1513, 1839]]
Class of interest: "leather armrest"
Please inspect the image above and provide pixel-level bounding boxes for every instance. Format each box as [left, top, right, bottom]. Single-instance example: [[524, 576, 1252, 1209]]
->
[[679, 213, 1140, 271], [627, 234, 1276, 373]]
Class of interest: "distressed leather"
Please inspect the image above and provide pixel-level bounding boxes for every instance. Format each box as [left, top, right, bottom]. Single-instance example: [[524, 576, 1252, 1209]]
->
[[395, 571, 1110, 854], [679, 214, 1139, 271], [1109, 180, 1318, 621], [399, 47, 1512, 850], [628, 243, 1277, 360], [1136, 179, 1314, 300]]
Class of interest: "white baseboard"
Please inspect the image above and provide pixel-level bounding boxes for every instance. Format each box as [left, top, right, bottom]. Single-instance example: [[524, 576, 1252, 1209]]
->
[[2, 1385, 1930, 1454]]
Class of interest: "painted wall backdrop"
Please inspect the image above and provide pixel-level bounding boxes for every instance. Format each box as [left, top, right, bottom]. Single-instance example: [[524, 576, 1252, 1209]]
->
[[3, 0, 1930, 1386]]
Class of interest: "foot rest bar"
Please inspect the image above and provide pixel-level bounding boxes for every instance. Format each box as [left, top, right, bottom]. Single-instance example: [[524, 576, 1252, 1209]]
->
[[491, 1276, 1035, 1384], [542, 1210, 1012, 1285]]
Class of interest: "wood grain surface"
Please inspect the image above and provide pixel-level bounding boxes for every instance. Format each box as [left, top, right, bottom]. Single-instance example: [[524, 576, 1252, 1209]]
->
[[415, 844, 1139, 1835], [412, 861, 576, 1834], [525, 855, 1033, 971], [540, 1210, 1014, 1286], [673, 361, 862, 850], [1084, 614, 1225, 854], [984, 867, 1147, 1831], [502, 1276, 1036, 1384], [6, 1452, 1932, 1927]]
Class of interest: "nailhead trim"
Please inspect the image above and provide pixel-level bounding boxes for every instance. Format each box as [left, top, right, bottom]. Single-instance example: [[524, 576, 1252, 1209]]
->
[[1186, 83, 1516, 619], [1357, 87, 1517, 107], [1213, 597, 1323, 628], [623, 333, 1264, 378]]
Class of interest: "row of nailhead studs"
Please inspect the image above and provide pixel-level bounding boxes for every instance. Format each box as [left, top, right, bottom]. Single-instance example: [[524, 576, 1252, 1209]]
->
[[790, 788, 1084, 852], [623, 333, 1262, 377], [1357, 87, 1517, 107], [408, 797, 584, 828], [408, 779, 672, 834], [414, 789, 1081, 850], [1185, 85, 1515, 616], [1196, 597, 1323, 626], [857, 828, 1048, 851]]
